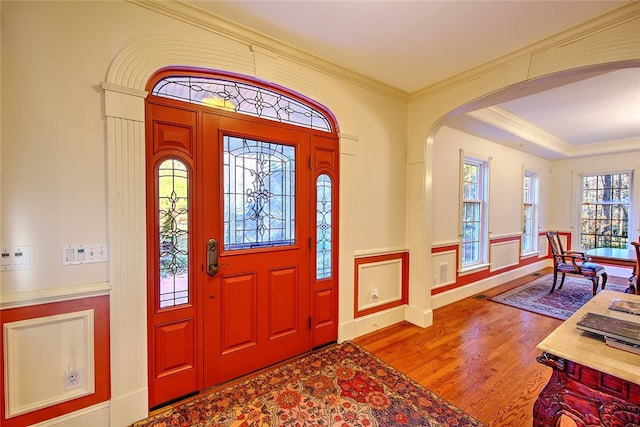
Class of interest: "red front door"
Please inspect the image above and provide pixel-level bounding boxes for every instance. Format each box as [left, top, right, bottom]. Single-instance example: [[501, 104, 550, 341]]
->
[[200, 112, 311, 386], [145, 100, 324, 408]]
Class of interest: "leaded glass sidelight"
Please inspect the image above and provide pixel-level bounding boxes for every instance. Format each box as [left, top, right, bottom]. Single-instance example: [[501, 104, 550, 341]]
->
[[151, 76, 332, 132], [223, 136, 296, 251], [158, 159, 189, 308], [316, 174, 332, 279]]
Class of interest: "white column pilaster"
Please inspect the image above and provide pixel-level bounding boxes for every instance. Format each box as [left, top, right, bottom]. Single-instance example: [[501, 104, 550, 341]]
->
[[102, 84, 149, 427]]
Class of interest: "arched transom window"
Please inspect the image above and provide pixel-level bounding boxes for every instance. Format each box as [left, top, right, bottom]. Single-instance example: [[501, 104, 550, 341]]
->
[[151, 75, 333, 132]]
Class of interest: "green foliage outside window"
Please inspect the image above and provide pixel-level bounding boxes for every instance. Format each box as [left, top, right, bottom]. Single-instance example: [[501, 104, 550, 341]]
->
[[580, 172, 630, 249]]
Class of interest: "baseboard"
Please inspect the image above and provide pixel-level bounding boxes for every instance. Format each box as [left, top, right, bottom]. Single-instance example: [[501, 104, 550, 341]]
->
[[404, 304, 434, 328], [339, 306, 406, 341], [109, 388, 148, 427], [30, 402, 110, 427], [431, 260, 549, 309]]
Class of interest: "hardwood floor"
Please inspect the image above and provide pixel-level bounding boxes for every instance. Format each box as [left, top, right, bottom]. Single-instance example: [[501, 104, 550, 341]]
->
[[354, 268, 563, 426], [148, 268, 629, 425]]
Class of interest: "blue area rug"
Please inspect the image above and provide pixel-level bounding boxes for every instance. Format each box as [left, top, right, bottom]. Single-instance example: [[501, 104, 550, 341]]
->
[[491, 274, 629, 320]]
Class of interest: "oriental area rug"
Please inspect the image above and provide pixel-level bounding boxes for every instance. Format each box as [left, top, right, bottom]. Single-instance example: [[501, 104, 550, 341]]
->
[[491, 273, 629, 320], [133, 341, 484, 427]]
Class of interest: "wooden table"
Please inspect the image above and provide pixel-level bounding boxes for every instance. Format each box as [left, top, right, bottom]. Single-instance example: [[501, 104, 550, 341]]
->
[[534, 290, 640, 426], [586, 247, 637, 294], [586, 247, 636, 267]]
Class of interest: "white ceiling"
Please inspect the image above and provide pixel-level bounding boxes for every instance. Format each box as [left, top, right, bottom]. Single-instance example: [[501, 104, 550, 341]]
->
[[185, 0, 639, 159]]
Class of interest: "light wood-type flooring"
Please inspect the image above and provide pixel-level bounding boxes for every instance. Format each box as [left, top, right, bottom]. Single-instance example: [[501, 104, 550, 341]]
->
[[354, 267, 628, 426]]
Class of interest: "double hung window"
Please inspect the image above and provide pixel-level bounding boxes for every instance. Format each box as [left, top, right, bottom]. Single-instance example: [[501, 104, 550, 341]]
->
[[522, 170, 538, 255], [460, 154, 489, 269]]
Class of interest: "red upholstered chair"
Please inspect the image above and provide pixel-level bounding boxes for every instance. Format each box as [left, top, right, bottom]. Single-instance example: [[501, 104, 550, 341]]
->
[[546, 231, 608, 296], [631, 241, 640, 295]]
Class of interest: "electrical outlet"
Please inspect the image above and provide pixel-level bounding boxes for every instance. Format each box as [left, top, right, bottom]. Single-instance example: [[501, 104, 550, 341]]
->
[[64, 363, 82, 391]]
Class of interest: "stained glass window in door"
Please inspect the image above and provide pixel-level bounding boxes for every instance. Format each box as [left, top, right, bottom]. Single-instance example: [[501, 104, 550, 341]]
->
[[223, 136, 295, 250], [316, 174, 332, 279], [158, 159, 189, 308]]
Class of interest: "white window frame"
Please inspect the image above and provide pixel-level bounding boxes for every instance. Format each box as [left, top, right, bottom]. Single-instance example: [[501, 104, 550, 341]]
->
[[522, 168, 539, 256], [577, 169, 634, 250], [459, 151, 490, 272]]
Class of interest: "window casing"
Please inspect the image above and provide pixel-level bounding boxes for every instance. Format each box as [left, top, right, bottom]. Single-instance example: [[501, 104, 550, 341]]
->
[[580, 171, 632, 249], [522, 170, 538, 255], [460, 155, 489, 269]]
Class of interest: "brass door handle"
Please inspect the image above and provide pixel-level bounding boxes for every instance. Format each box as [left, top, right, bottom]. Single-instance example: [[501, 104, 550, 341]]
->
[[207, 238, 218, 277]]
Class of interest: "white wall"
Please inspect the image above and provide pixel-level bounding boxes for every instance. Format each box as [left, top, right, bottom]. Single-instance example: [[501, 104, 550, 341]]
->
[[432, 126, 552, 245], [1, 0, 211, 294]]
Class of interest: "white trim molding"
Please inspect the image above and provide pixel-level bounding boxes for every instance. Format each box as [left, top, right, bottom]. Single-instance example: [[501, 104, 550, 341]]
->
[[0, 282, 110, 310]]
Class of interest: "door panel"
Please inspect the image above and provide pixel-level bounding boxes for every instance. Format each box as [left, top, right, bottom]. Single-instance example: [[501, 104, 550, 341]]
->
[[154, 319, 194, 378], [268, 266, 300, 339], [220, 273, 258, 354], [314, 289, 334, 328], [154, 123, 193, 154]]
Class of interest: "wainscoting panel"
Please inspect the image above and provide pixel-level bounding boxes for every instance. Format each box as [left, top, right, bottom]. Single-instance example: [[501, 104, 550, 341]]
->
[[431, 250, 456, 288], [539, 234, 550, 257], [0, 296, 110, 427], [4, 310, 95, 417], [354, 252, 409, 318], [489, 239, 521, 272]]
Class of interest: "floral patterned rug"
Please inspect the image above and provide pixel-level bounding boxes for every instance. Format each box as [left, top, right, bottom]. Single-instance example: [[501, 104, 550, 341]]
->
[[133, 341, 484, 426], [491, 273, 629, 320]]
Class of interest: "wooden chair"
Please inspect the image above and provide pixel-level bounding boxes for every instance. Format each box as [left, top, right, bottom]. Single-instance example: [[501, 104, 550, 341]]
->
[[546, 231, 608, 296], [631, 241, 640, 295]]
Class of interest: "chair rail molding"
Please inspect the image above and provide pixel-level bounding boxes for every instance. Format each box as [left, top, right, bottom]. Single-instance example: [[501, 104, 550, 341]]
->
[[0, 282, 110, 310]]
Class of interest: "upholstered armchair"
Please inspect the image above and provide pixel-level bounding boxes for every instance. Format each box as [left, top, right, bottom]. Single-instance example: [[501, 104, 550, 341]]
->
[[546, 231, 608, 296]]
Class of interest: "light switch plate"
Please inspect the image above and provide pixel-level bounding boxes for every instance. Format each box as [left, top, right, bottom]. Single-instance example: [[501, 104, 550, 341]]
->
[[1, 246, 31, 271], [62, 243, 109, 265]]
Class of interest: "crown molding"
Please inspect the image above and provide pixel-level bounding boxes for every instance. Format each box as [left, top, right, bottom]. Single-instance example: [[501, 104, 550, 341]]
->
[[468, 106, 572, 156], [469, 105, 640, 159], [126, 0, 409, 102], [567, 136, 640, 158], [410, 1, 640, 102]]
